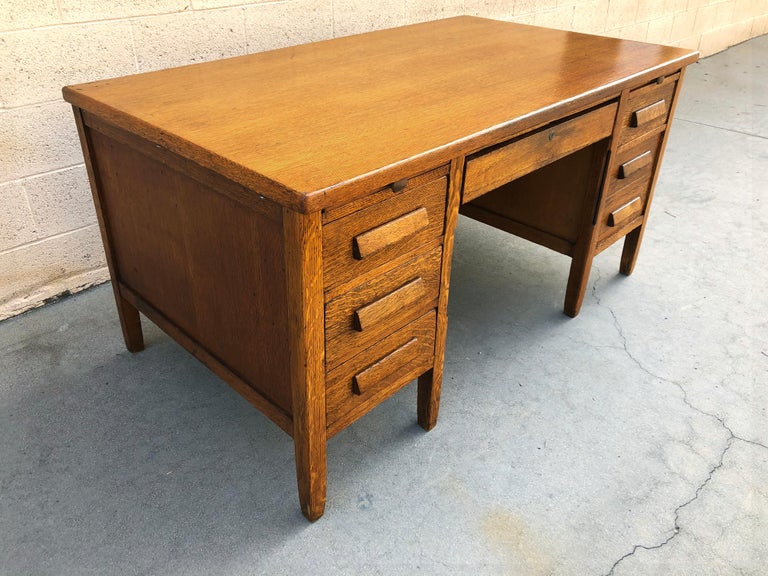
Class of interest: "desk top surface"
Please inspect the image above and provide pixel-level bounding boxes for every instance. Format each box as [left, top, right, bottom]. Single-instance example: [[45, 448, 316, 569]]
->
[[63, 16, 698, 212]]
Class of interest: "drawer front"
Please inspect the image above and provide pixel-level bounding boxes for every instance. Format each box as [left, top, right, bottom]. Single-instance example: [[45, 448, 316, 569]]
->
[[323, 174, 448, 293], [598, 177, 650, 243], [618, 74, 678, 145], [326, 310, 437, 434], [605, 133, 663, 200], [463, 102, 617, 203], [325, 245, 442, 370]]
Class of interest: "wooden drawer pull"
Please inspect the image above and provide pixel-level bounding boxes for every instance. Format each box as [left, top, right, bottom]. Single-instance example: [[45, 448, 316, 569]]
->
[[354, 277, 426, 332], [618, 150, 652, 179], [631, 100, 667, 127], [353, 338, 420, 395], [608, 197, 642, 227], [352, 207, 430, 259], [390, 178, 409, 193]]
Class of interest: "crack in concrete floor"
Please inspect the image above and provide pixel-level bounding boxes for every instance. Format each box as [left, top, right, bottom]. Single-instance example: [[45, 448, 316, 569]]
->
[[591, 273, 768, 576]]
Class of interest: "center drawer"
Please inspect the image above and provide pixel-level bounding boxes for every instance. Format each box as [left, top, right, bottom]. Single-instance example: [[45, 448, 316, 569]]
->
[[325, 245, 442, 370], [462, 102, 617, 203]]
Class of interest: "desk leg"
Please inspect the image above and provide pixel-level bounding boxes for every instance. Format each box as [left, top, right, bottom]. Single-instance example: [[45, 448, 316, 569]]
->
[[619, 225, 643, 275], [114, 290, 144, 352], [417, 369, 439, 430], [564, 248, 594, 318], [419, 157, 463, 430], [72, 107, 144, 352], [284, 209, 327, 521]]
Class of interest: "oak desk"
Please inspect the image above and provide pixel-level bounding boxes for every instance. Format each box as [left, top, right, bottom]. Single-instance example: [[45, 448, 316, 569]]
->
[[63, 17, 699, 520]]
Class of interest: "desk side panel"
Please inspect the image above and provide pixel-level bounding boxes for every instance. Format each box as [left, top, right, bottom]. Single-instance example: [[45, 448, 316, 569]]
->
[[86, 127, 293, 417]]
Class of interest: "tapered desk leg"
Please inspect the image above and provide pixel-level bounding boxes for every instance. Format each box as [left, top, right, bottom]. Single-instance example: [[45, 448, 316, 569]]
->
[[293, 408, 327, 521], [419, 157, 463, 430], [619, 226, 643, 275], [114, 290, 144, 352], [418, 369, 440, 431], [564, 231, 598, 318], [284, 208, 327, 521]]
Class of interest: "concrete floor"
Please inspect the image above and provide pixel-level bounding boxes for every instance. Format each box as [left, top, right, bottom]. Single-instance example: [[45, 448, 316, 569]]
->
[[1, 35, 766, 576]]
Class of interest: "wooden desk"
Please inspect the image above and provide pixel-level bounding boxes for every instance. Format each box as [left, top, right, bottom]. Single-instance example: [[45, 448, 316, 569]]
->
[[63, 17, 698, 520]]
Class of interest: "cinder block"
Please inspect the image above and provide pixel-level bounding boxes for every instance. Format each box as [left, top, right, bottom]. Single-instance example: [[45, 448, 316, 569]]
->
[[606, 0, 639, 31], [515, 0, 557, 16], [24, 166, 97, 239], [636, 0, 670, 23], [697, 21, 745, 55], [332, 0, 405, 38], [0, 224, 108, 320], [672, 10, 698, 41], [752, 14, 768, 36], [0, 21, 136, 108], [534, 6, 575, 30], [60, 0, 189, 22], [572, 0, 611, 34], [669, 0, 688, 12], [405, 0, 465, 24], [674, 33, 702, 50], [464, 0, 518, 19], [694, 3, 724, 35], [0, 181, 38, 252], [510, 12, 536, 25], [0, 0, 59, 32], [608, 20, 649, 41], [647, 14, 675, 43], [194, 0, 279, 8], [132, 8, 246, 72], [686, 0, 709, 10], [0, 102, 83, 182], [244, 0, 333, 54]]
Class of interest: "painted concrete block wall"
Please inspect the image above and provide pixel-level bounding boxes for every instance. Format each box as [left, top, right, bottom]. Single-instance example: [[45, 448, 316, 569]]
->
[[1, 0, 766, 320]]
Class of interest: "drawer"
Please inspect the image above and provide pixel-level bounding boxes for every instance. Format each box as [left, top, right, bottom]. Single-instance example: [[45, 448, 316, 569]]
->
[[463, 102, 617, 203], [325, 310, 437, 435], [618, 73, 678, 145], [598, 178, 649, 243], [325, 245, 442, 370], [323, 173, 448, 293], [605, 133, 663, 200]]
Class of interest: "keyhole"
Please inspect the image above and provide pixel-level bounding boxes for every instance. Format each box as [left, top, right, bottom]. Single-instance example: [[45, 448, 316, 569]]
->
[[549, 131, 555, 141]]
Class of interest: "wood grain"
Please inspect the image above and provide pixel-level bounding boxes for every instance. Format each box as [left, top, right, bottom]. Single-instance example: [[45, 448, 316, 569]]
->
[[352, 338, 420, 396], [618, 73, 679, 145], [325, 246, 442, 370], [62, 17, 697, 212], [631, 100, 667, 127], [608, 197, 643, 227], [326, 310, 437, 436], [619, 68, 690, 275], [462, 144, 602, 256], [618, 150, 652, 179], [353, 278, 427, 332], [463, 103, 617, 203], [73, 108, 144, 353], [418, 157, 464, 430], [353, 208, 430, 260], [284, 209, 326, 522], [323, 174, 447, 293], [88, 127, 293, 411]]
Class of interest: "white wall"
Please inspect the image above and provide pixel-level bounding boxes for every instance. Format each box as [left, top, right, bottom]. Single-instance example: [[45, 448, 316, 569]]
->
[[1, 0, 766, 320]]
